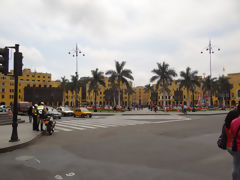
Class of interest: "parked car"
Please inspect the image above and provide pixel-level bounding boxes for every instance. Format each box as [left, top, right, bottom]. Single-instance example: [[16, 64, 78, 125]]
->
[[56, 106, 74, 116], [47, 107, 62, 119], [74, 108, 92, 118]]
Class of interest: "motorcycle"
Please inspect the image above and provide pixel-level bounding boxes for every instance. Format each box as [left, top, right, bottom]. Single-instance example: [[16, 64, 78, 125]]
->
[[43, 115, 56, 135]]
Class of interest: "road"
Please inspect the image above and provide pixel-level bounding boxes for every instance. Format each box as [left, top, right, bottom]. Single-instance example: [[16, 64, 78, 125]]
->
[[0, 114, 232, 180]]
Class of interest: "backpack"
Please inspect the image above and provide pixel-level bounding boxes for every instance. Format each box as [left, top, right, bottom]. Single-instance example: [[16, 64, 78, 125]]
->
[[217, 124, 227, 150]]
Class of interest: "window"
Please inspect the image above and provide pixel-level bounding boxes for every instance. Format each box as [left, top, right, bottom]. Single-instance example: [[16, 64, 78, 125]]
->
[[238, 90, 240, 98], [2, 88, 5, 93], [2, 95, 5, 99], [232, 93, 234, 98], [38, 76, 40, 78], [2, 82, 5, 86]]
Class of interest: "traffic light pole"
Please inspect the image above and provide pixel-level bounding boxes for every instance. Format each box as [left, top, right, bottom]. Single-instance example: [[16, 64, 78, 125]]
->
[[9, 44, 20, 142]]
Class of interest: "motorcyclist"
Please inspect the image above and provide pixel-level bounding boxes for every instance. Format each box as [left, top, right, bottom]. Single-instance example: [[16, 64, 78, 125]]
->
[[37, 102, 47, 131]]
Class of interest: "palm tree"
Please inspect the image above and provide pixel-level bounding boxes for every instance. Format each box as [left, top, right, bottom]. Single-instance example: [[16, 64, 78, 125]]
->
[[216, 75, 233, 107], [79, 77, 90, 104], [68, 74, 81, 107], [202, 76, 217, 106], [125, 86, 135, 107], [150, 62, 177, 107], [59, 76, 69, 106], [144, 84, 157, 105], [106, 61, 134, 107], [88, 68, 105, 111], [177, 67, 200, 107]]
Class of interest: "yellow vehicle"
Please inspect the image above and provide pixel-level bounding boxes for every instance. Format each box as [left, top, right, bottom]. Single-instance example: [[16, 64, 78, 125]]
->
[[74, 108, 92, 118]]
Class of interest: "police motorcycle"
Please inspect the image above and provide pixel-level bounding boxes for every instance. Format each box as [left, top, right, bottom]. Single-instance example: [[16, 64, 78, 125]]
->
[[38, 103, 56, 135], [43, 115, 56, 135]]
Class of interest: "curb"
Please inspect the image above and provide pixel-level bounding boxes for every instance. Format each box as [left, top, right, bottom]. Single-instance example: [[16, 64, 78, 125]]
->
[[0, 132, 42, 153], [93, 112, 229, 116]]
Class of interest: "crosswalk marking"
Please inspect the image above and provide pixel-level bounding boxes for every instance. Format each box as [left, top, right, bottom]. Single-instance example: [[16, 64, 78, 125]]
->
[[56, 123, 85, 130], [57, 121, 97, 129], [54, 126, 72, 132], [54, 119, 150, 132], [54, 116, 188, 133]]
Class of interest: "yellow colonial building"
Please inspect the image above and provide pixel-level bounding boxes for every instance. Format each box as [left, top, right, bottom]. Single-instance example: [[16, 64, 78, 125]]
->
[[0, 69, 82, 107], [1, 68, 240, 108]]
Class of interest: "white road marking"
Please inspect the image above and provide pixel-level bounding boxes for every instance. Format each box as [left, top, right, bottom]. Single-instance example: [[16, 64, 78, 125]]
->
[[56, 123, 85, 130], [54, 126, 72, 132], [54, 175, 63, 180], [66, 172, 75, 177]]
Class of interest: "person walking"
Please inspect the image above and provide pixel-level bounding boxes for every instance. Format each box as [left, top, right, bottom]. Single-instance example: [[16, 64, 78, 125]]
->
[[32, 104, 39, 131], [228, 104, 240, 180], [27, 105, 33, 123]]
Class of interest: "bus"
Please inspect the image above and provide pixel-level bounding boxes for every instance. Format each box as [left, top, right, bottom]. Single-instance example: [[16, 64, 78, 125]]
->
[[18, 101, 32, 115]]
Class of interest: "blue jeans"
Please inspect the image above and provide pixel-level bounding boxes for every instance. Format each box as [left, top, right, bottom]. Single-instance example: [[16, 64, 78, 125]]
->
[[228, 148, 240, 180], [29, 115, 32, 123]]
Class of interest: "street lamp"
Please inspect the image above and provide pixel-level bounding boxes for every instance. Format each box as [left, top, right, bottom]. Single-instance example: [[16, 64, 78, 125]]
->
[[201, 40, 220, 77], [68, 44, 85, 77], [68, 44, 85, 107]]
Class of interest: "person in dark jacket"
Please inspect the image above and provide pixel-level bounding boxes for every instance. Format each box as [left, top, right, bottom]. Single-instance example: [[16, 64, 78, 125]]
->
[[27, 105, 33, 123], [32, 104, 39, 131]]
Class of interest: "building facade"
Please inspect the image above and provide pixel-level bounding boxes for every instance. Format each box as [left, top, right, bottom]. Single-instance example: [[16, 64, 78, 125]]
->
[[1, 68, 240, 108]]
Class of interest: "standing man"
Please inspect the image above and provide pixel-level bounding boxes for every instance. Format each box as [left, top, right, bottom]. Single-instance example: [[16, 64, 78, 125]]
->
[[32, 104, 39, 131], [27, 105, 33, 123]]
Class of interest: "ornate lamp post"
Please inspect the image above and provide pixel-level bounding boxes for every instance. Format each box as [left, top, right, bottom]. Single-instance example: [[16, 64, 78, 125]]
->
[[201, 40, 220, 77], [201, 40, 221, 106], [68, 44, 85, 107]]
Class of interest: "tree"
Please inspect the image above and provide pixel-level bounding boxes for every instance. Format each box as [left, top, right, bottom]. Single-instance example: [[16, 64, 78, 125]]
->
[[88, 68, 105, 111], [125, 86, 135, 107], [106, 61, 134, 106], [177, 67, 200, 107], [216, 75, 233, 107], [202, 76, 217, 106], [68, 74, 81, 107], [150, 62, 177, 107], [144, 84, 157, 105], [59, 76, 69, 106]]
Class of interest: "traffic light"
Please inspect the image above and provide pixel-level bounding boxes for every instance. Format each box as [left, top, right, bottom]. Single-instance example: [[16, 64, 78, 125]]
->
[[0, 47, 9, 75], [14, 52, 23, 76]]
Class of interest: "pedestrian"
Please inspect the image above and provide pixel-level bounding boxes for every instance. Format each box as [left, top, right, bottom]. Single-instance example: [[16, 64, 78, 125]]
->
[[32, 104, 39, 131], [27, 105, 33, 123], [227, 104, 240, 180]]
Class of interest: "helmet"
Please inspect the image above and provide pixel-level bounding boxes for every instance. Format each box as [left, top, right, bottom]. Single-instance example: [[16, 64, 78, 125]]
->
[[40, 102, 44, 105], [34, 104, 38, 107]]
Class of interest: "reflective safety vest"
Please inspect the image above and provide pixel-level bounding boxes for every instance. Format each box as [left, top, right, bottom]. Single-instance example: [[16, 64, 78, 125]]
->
[[33, 108, 38, 116]]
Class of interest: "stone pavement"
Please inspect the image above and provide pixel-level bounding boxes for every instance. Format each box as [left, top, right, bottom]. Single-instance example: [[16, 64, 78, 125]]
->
[[0, 116, 41, 153], [0, 109, 229, 153]]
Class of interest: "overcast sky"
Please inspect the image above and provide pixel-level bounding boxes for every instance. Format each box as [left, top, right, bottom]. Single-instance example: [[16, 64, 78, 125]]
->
[[0, 0, 239, 86]]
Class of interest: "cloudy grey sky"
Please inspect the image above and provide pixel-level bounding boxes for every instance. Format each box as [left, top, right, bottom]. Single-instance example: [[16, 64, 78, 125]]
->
[[0, 0, 239, 86]]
